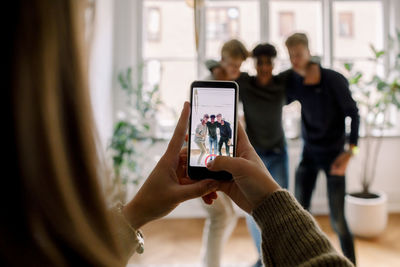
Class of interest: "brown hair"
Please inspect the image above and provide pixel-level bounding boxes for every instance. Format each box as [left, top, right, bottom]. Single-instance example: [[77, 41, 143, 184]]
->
[[3, 1, 124, 265], [221, 39, 249, 60], [285, 33, 309, 48]]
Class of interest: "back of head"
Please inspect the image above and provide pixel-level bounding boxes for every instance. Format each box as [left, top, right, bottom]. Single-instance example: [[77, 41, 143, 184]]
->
[[221, 39, 249, 61], [252, 43, 277, 58], [285, 33, 309, 49], [3, 1, 123, 265]]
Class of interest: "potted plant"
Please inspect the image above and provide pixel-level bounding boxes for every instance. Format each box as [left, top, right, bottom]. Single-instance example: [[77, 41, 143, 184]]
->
[[107, 66, 162, 203], [344, 30, 400, 238]]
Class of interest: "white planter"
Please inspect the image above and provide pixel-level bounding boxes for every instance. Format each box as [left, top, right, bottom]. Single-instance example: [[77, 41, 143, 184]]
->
[[345, 191, 388, 238]]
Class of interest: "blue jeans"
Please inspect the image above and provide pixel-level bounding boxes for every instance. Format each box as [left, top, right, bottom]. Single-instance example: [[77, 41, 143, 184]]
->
[[246, 146, 289, 261], [209, 136, 218, 159], [294, 146, 356, 264]]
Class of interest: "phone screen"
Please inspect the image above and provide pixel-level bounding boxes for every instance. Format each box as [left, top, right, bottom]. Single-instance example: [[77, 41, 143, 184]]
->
[[188, 81, 238, 180]]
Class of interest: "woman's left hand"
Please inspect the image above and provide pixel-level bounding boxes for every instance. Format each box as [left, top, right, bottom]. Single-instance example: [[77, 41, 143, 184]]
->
[[123, 102, 220, 229]]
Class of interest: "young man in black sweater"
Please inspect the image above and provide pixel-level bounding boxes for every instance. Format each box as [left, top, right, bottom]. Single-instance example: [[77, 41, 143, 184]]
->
[[207, 43, 289, 267], [280, 33, 359, 265], [216, 114, 232, 156]]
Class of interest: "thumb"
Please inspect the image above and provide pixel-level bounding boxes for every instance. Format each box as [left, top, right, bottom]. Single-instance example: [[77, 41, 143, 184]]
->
[[206, 156, 249, 176], [176, 179, 220, 202]]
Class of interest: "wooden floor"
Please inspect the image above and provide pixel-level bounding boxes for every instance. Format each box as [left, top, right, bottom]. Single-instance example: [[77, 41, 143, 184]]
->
[[129, 214, 400, 266]]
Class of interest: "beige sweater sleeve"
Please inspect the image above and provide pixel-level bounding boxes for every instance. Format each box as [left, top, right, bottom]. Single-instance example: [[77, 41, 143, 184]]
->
[[252, 190, 354, 267]]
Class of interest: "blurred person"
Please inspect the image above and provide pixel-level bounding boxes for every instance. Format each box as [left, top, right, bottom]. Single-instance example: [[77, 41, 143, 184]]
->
[[279, 33, 360, 265], [235, 43, 289, 267], [216, 114, 232, 156], [206, 114, 218, 161], [195, 117, 208, 165], [3, 1, 355, 267], [200, 39, 248, 267], [205, 59, 227, 80]]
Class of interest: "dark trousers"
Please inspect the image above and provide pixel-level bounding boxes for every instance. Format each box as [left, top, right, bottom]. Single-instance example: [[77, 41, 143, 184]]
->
[[218, 136, 230, 156], [295, 146, 356, 264]]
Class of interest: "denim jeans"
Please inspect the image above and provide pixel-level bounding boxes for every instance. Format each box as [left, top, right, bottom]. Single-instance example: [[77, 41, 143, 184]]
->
[[209, 136, 218, 159], [294, 146, 356, 264], [218, 136, 230, 156], [245, 146, 289, 263]]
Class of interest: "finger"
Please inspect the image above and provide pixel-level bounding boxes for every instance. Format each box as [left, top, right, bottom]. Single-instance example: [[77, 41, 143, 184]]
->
[[202, 192, 218, 204], [179, 148, 188, 163], [165, 102, 190, 158], [179, 146, 188, 156], [179, 177, 196, 185], [203, 191, 218, 200], [176, 179, 220, 202], [207, 156, 250, 176], [236, 121, 253, 152], [202, 195, 214, 205]]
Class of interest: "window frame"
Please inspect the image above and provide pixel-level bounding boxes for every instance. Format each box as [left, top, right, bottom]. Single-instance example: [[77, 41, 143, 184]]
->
[[139, 0, 391, 83], [137, 0, 397, 137], [205, 6, 240, 41]]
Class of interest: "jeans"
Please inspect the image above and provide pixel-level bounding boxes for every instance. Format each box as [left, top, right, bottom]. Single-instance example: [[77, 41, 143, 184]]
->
[[245, 146, 289, 264], [294, 146, 356, 264], [218, 136, 230, 156], [209, 136, 218, 159]]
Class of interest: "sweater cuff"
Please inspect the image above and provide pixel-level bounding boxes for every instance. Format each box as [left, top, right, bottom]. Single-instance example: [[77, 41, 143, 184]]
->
[[252, 189, 303, 226]]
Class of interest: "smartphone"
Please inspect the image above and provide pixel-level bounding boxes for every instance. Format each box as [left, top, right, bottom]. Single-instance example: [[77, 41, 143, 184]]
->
[[187, 80, 239, 180]]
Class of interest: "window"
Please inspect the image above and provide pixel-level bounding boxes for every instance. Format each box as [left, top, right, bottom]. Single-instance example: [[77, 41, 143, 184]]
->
[[205, 0, 260, 74], [143, 0, 196, 118], [139, 0, 392, 137], [269, 0, 323, 72], [279, 12, 295, 37], [333, 1, 384, 78], [206, 7, 239, 41], [338, 12, 354, 38], [145, 7, 161, 41]]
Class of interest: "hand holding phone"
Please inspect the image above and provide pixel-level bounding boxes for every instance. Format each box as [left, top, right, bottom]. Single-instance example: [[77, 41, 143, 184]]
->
[[206, 122, 281, 213], [187, 81, 238, 180]]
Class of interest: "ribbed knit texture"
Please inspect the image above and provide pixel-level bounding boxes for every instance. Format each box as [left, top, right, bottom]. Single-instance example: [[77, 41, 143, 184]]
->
[[252, 190, 354, 267]]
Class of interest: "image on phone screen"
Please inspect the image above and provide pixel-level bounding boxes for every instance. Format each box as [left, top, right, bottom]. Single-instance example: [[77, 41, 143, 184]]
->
[[189, 86, 236, 168]]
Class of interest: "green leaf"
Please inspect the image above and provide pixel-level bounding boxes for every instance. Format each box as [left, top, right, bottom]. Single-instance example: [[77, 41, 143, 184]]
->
[[349, 72, 363, 85], [344, 62, 353, 71], [143, 123, 150, 130], [376, 51, 385, 58]]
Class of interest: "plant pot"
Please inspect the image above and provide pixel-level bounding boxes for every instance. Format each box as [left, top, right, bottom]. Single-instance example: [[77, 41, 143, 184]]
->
[[345, 191, 387, 238]]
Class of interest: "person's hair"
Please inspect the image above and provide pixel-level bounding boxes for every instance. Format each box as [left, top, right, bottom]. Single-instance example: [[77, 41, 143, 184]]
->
[[221, 39, 249, 61], [3, 1, 124, 266], [210, 115, 216, 119], [204, 114, 209, 118], [252, 43, 277, 58], [216, 113, 222, 117], [285, 33, 309, 48]]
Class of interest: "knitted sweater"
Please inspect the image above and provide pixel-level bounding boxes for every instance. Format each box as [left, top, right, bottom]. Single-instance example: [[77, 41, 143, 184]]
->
[[252, 190, 353, 266], [118, 190, 353, 266]]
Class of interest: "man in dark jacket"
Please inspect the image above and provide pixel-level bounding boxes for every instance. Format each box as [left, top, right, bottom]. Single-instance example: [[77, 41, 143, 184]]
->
[[216, 114, 232, 156], [280, 33, 359, 265]]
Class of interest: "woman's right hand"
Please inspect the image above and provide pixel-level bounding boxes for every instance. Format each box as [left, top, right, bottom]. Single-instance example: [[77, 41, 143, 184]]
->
[[206, 122, 281, 213]]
